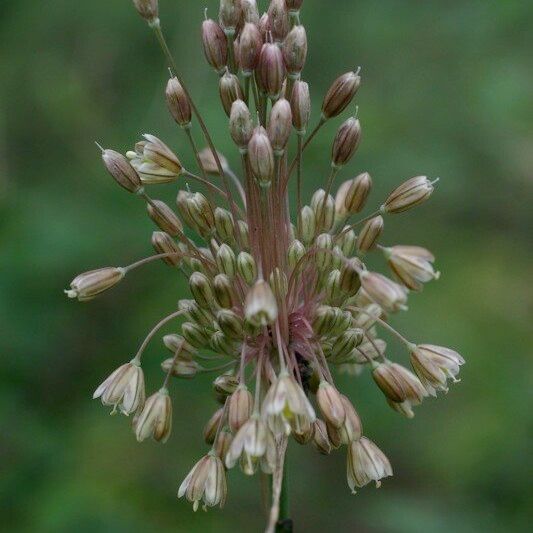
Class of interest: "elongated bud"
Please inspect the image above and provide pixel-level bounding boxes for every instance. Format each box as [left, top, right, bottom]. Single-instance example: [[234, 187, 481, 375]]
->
[[360, 271, 408, 312], [229, 100, 253, 150], [382, 176, 436, 214], [339, 257, 363, 296], [187, 192, 216, 236], [286, 0, 304, 13], [210, 331, 238, 358], [244, 280, 278, 327], [330, 328, 364, 362], [66, 267, 125, 302], [312, 305, 336, 336], [202, 19, 228, 74], [268, 0, 290, 42], [189, 272, 215, 309], [312, 189, 335, 233], [161, 357, 199, 379], [312, 419, 332, 454], [283, 25, 307, 76], [101, 149, 142, 194], [257, 42, 286, 99], [151, 231, 182, 266], [258, 13, 271, 40], [228, 386, 253, 432], [216, 243, 237, 278], [325, 269, 342, 302], [134, 388, 172, 443], [332, 117, 361, 168], [241, 0, 260, 24], [237, 251, 257, 284], [269, 267, 288, 299], [219, 69, 244, 117], [322, 70, 361, 119], [198, 147, 229, 176], [248, 126, 274, 186], [384, 245, 440, 291], [238, 23, 263, 74], [315, 233, 333, 271], [219, 0, 242, 33], [338, 227, 357, 256], [317, 382, 346, 428], [217, 309, 243, 339], [214, 428, 233, 460], [213, 374, 240, 396], [237, 220, 250, 249], [132, 0, 158, 24], [268, 98, 292, 154], [357, 215, 384, 253], [212, 209, 234, 244], [182, 321, 210, 349], [204, 407, 225, 444], [288, 239, 306, 269], [214, 274, 236, 308], [165, 77, 191, 127], [290, 80, 310, 135], [336, 172, 372, 217], [163, 332, 196, 358], [299, 205, 316, 245], [147, 199, 182, 236]]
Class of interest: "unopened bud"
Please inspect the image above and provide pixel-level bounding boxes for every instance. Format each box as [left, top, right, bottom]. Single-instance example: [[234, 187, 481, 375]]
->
[[312, 419, 332, 454], [217, 309, 243, 339], [219, 69, 244, 117], [66, 267, 125, 302], [216, 244, 237, 277], [357, 215, 384, 253], [290, 80, 311, 135], [214, 273, 236, 308], [268, 0, 290, 42], [336, 172, 372, 217], [198, 147, 229, 176], [312, 305, 336, 336], [229, 100, 254, 150], [299, 205, 316, 244], [315, 233, 333, 271], [381, 176, 436, 214], [182, 321, 210, 349], [322, 70, 361, 119], [202, 19, 228, 74], [213, 373, 240, 396], [312, 189, 335, 233], [189, 271, 215, 309], [165, 77, 191, 127], [283, 25, 307, 76], [269, 267, 288, 299], [161, 357, 199, 379], [204, 407, 224, 444], [237, 251, 257, 284], [244, 279, 278, 327], [325, 269, 342, 302], [237, 220, 250, 249], [384, 245, 440, 291], [134, 388, 172, 443], [214, 428, 233, 460], [101, 149, 142, 194], [332, 117, 361, 168], [228, 385, 253, 432], [187, 192, 216, 236], [147, 199, 183, 236], [267, 98, 292, 154], [238, 23, 263, 74], [241, 0, 260, 24], [214, 207, 236, 242], [210, 331, 237, 358], [360, 271, 408, 312], [248, 126, 275, 186], [257, 42, 286, 99], [151, 231, 182, 266], [288, 239, 306, 269], [317, 382, 346, 428], [337, 227, 357, 256], [162, 332, 196, 358], [132, 0, 158, 24], [219, 0, 242, 33], [330, 308, 353, 336], [258, 13, 271, 41]]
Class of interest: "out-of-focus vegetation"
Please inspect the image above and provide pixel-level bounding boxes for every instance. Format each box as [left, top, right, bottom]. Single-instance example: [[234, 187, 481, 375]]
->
[[1, 1, 532, 531]]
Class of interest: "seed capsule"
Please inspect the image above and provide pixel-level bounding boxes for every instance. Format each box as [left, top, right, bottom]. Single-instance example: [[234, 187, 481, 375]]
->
[[283, 25, 307, 76], [101, 149, 142, 194], [66, 267, 125, 302], [165, 77, 191, 127], [268, 0, 290, 42], [357, 215, 384, 253], [257, 42, 286, 99], [332, 117, 361, 168], [248, 126, 274, 186], [382, 176, 435, 214], [189, 272, 215, 309], [238, 23, 263, 74], [219, 69, 244, 117], [237, 251, 257, 284], [229, 100, 254, 150], [147, 199, 182, 236], [322, 70, 361, 119], [132, 0, 159, 23], [267, 98, 292, 154], [290, 80, 311, 135], [219, 0, 242, 33], [151, 231, 181, 266], [202, 19, 228, 73]]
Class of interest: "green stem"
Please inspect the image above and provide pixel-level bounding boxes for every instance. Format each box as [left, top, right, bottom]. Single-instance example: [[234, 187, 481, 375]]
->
[[276, 462, 292, 532]]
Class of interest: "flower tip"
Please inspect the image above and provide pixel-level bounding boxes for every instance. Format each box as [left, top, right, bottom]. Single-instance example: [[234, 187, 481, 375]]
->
[[64, 289, 77, 299]]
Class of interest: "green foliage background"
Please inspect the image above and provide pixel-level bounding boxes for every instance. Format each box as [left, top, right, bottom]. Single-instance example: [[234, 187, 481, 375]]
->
[[1, 1, 532, 531]]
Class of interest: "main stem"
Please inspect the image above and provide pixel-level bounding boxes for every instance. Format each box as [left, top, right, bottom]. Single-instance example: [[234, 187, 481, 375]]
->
[[276, 462, 292, 532]]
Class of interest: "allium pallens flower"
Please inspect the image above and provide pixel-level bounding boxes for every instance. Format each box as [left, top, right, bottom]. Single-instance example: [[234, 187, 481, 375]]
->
[[66, 1, 465, 528]]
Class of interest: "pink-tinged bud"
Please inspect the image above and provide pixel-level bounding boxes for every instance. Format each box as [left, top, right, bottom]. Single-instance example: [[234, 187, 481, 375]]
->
[[197, 147, 229, 176], [147, 199, 183, 236], [258, 13, 271, 40], [93, 361, 145, 415], [384, 245, 440, 291], [336, 172, 372, 216], [160, 357, 199, 379], [101, 149, 142, 194], [241, 0, 260, 24], [290, 80, 310, 134], [202, 19, 228, 73], [151, 231, 182, 266], [248, 126, 275, 186], [132, 0, 158, 24], [134, 388, 172, 442], [66, 267, 125, 302], [372, 361, 427, 406], [381, 176, 435, 214], [228, 385, 253, 432], [268, 98, 292, 154], [268, 0, 290, 42], [238, 22, 263, 74], [360, 271, 408, 312], [282, 25, 307, 76], [286, 0, 304, 13], [230, 99, 253, 149], [214, 428, 233, 460], [257, 42, 286, 99], [312, 419, 332, 454], [244, 279, 278, 327], [219, 0, 242, 33], [347, 437, 392, 491], [165, 77, 191, 127], [332, 117, 362, 168], [204, 407, 225, 444], [322, 70, 361, 119], [357, 215, 384, 253], [219, 69, 244, 117], [317, 382, 346, 428]]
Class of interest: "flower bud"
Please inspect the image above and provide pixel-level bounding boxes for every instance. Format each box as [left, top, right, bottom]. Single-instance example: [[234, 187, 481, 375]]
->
[[210, 331, 238, 357], [214, 207, 236, 242], [161, 358, 199, 379], [312, 305, 336, 336], [187, 192, 216, 236], [298, 205, 316, 245], [337, 227, 357, 256], [328, 395, 363, 446], [332, 117, 361, 168], [381, 176, 435, 214], [257, 42, 286, 99], [290, 80, 311, 134], [360, 271, 407, 312], [151, 231, 182, 266], [204, 407, 225, 444], [330, 328, 364, 362], [330, 308, 353, 337], [312, 419, 332, 454], [237, 220, 250, 249], [216, 243, 237, 277], [288, 239, 306, 269], [384, 245, 440, 291], [214, 428, 233, 460], [217, 309, 244, 339], [267, 98, 292, 154], [339, 257, 362, 296], [268, 0, 290, 42], [229, 100, 254, 150], [101, 149, 142, 193], [347, 437, 392, 491], [357, 215, 384, 253], [286, 0, 304, 12], [214, 273, 236, 308], [237, 251, 257, 284], [228, 385, 253, 432], [283, 25, 307, 76], [322, 70, 361, 119], [189, 272, 215, 309], [93, 361, 145, 415], [66, 267, 125, 302], [147, 199, 183, 236], [244, 280, 278, 327], [311, 189, 335, 233], [241, 0, 260, 24], [372, 361, 427, 406], [336, 172, 372, 218], [315, 233, 333, 271], [248, 126, 274, 186], [162, 332, 196, 358], [238, 23, 263, 74], [219, 69, 244, 117], [134, 388, 172, 442], [132, 0, 158, 24], [353, 338, 387, 364], [165, 77, 191, 127], [213, 374, 240, 396], [202, 19, 228, 73], [269, 267, 288, 300], [258, 13, 271, 40], [182, 321, 210, 349], [325, 269, 342, 302], [317, 382, 346, 428], [198, 148, 229, 176], [219, 0, 242, 33]]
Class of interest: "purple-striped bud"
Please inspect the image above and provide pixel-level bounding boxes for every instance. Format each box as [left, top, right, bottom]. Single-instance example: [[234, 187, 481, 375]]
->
[[248, 126, 274, 186], [230, 100, 254, 150], [241, 0, 260, 24], [101, 149, 143, 194], [258, 13, 271, 40], [66, 267, 125, 302], [219, 0, 242, 33], [290, 80, 311, 134], [151, 231, 182, 266], [219, 69, 244, 116], [357, 215, 384, 253], [381, 176, 436, 214], [282, 25, 307, 76], [257, 42, 286, 99], [165, 77, 191, 127], [267, 98, 292, 154], [238, 22, 263, 74], [202, 19, 228, 74], [132, 0, 158, 24], [268, 0, 290, 42], [322, 70, 361, 119], [332, 117, 362, 168], [147, 199, 183, 236], [336, 172, 372, 216], [286, 0, 304, 13]]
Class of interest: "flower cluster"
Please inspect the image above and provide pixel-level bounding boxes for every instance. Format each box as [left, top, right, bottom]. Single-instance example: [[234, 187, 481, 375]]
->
[[67, 0, 464, 527]]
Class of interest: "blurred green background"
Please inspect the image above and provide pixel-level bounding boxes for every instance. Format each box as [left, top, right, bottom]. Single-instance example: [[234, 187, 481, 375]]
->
[[1, 0, 532, 531]]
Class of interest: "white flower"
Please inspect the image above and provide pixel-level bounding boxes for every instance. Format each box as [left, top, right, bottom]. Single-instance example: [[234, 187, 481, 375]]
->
[[347, 437, 392, 491]]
